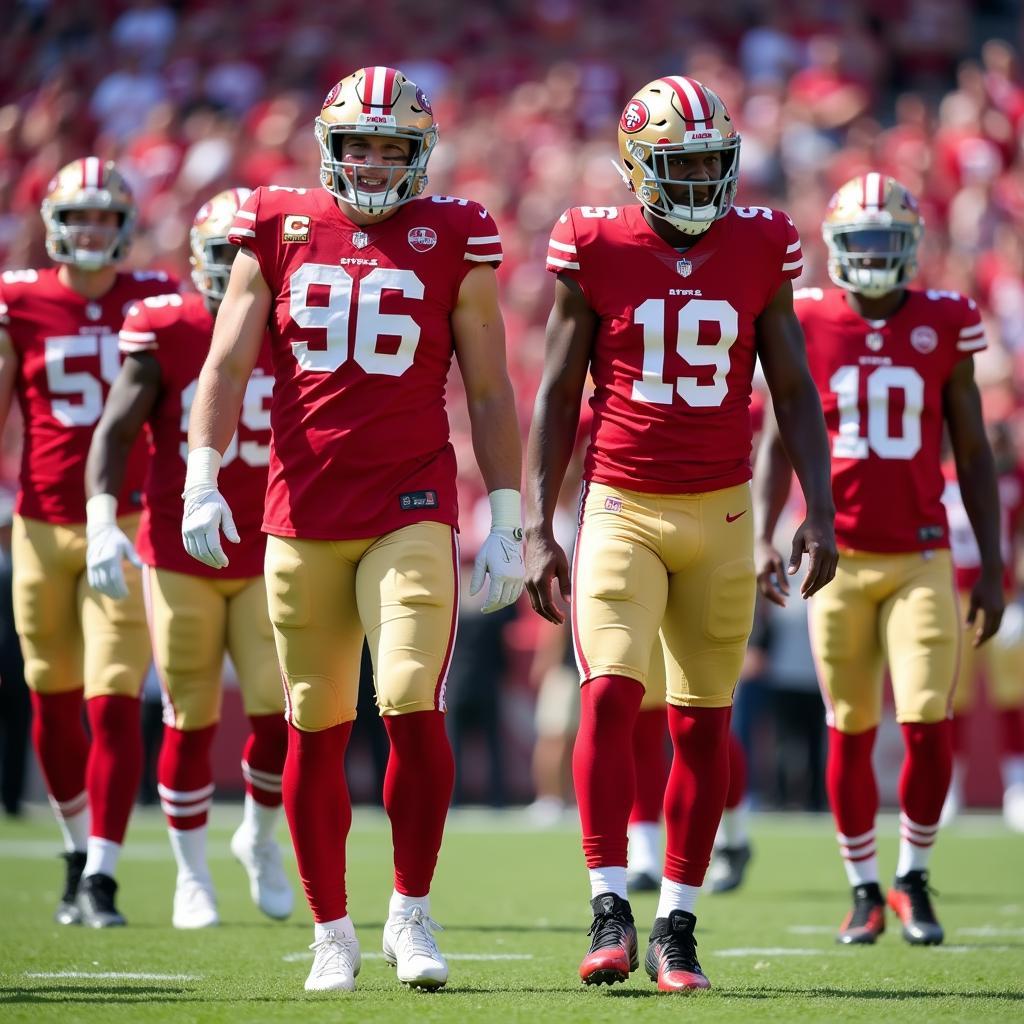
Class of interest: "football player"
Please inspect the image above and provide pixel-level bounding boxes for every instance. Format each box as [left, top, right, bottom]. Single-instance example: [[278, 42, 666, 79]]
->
[[941, 421, 1024, 832], [181, 67, 524, 993], [756, 174, 1003, 946], [0, 158, 175, 926], [525, 76, 836, 992], [85, 188, 292, 928]]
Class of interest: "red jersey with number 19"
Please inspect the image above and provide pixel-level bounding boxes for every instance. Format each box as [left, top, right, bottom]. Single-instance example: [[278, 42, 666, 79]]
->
[[227, 186, 502, 540], [546, 204, 802, 493], [119, 292, 273, 578], [0, 266, 176, 524], [796, 286, 985, 553]]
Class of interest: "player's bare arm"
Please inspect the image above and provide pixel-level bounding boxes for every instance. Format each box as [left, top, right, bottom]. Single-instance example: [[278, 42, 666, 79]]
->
[[944, 356, 1004, 646], [0, 328, 18, 430], [524, 274, 596, 624], [756, 278, 837, 601]]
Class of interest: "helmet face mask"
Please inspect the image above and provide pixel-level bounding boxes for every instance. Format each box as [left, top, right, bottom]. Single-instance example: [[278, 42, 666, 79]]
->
[[189, 188, 251, 307], [824, 174, 923, 298], [315, 67, 437, 218], [41, 158, 136, 269], [618, 77, 740, 236]]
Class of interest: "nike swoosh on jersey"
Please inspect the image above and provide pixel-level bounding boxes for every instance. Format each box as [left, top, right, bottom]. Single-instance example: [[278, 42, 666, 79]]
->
[[725, 510, 747, 523]]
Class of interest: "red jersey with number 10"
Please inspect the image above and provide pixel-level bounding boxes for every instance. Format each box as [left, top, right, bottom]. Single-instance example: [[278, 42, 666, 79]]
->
[[119, 292, 273, 578], [796, 286, 985, 553], [0, 267, 176, 524], [546, 203, 802, 493], [228, 186, 502, 540]]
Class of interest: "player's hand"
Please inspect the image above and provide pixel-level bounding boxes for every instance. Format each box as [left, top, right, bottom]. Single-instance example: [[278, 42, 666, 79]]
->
[[182, 488, 239, 569], [525, 527, 571, 624], [789, 512, 838, 600], [86, 523, 142, 600], [470, 527, 525, 613], [755, 537, 790, 607], [967, 571, 1005, 648]]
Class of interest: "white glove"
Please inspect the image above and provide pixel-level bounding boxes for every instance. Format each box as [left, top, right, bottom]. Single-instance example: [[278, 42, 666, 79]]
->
[[181, 446, 239, 569], [470, 488, 525, 613], [86, 494, 142, 600]]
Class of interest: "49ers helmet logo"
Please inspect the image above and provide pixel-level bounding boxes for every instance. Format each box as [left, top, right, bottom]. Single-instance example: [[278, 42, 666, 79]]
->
[[408, 226, 437, 252], [620, 100, 651, 133]]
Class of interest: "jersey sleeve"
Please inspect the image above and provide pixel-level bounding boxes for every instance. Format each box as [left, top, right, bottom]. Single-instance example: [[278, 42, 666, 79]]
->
[[463, 205, 503, 267], [228, 187, 260, 250], [118, 299, 160, 353], [779, 213, 803, 281], [545, 209, 581, 280], [954, 296, 985, 358], [0, 281, 9, 330]]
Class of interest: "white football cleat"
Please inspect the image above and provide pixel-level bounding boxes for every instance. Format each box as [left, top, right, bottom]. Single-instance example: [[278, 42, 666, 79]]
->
[[172, 876, 219, 929], [382, 907, 449, 990], [1003, 782, 1024, 833], [230, 824, 294, 920], [305, 930, 361, 992]]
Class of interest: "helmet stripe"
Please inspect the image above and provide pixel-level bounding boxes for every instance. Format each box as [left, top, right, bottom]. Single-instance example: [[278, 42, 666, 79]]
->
[[661, 76, 711, 129], [80, 159, 87, 189], [361, 66, 375, 113], [865, 171, 883, 209], [380, 66, 398, 108]]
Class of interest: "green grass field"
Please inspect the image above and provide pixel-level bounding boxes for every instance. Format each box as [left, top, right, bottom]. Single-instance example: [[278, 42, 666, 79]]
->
[[1, 806, 1021, 1022]]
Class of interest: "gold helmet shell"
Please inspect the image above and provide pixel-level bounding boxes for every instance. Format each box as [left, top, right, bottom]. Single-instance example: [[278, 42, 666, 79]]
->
[[314, 66, 437, 217], [41, 157, 137, 269], [189, 187, 251, 305], [617, 76, 740, 236], [823, 173, 924, 297]]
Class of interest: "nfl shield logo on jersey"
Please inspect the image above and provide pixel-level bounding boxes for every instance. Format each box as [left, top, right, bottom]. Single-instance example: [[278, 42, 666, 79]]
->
[[866, 331, 884, 352], [352, 231, 370, 249], [676, 258, 693, 278], [408, 227, 438, 253]]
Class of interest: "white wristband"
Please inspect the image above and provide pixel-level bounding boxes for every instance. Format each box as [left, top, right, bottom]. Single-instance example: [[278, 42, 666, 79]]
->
[[488, 488, 522, 533], [86, 493, 118, 530], [183, 446, 222, 496]]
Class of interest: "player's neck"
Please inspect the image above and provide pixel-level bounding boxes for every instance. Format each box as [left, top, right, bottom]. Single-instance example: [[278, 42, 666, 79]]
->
[[642, 208, 707, 251], [334, 198, 401, 228], [57, 264, 118, 300], [844, 288, 907, 322]]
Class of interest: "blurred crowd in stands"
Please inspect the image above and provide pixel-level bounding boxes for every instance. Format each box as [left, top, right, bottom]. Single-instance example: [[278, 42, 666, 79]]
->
[[0, 0, 1022, 811]]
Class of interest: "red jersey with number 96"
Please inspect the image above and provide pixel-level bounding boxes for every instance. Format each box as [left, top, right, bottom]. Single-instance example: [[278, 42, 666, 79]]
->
[[796, 286, 985, 553], [228, 186, 502, 540], [119, 291, 273, 578], [546, 203, 802, 493], [0, 267, 176, 523]]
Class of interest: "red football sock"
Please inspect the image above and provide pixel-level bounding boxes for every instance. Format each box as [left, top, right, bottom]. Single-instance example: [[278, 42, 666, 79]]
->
[[282, 722, 352, 922], [663, 705, 731, 886], [29, 689, 89, 810], [997, 708, 1024, 756], [382, 710, 454, 897], [725, 730, 747, 810], [158, 723, 216, 830], [573, 675, 644, 868], [243, 713, 288, 808], [827, 725, 879, 868], [85, 695, 142, 844], [951, 713, 970, 756], [899, 721, 952, 828], [629, 706, 668, 824]]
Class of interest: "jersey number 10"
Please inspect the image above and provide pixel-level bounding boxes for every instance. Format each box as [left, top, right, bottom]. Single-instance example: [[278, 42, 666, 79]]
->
[[829, 364, 924, 460]]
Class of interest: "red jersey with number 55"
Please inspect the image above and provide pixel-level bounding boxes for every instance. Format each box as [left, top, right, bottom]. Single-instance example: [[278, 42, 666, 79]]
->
[[545, 203, 802, 493], [0, 267, 176, 524], [228, 186, 502, 540], [796, 286, 985, 553], [119, 292, 273, 578]]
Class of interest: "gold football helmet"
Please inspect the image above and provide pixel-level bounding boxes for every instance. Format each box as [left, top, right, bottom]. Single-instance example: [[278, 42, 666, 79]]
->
[[41, 157, 137, 269], [189, 187, 251, 306], [823, 173, 924, 297], [314, 66, 438, 217], [617, 76, 740, 235]]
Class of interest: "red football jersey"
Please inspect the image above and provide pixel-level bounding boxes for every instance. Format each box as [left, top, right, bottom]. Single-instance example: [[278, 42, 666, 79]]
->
[[119, 292, 273, 578], [0, 267, 176, 524], [545, 204, 803, 493], [797, 286, 985, 553], [942, 461, 1024, 591], [227, 186, 502, 540]]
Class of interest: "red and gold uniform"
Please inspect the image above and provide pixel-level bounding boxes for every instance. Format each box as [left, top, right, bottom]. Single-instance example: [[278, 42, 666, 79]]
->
[[228, 185, 502, 729], [118, 291, 279, 729], [546, 202, 803, 706], [0, 266, 174, 697], [798, 285, 985, 730]]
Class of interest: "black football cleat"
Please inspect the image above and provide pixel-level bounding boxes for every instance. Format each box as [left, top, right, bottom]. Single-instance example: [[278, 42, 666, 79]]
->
[[76, 873, 126, 928], [707, 843, 753, 894], [837, 882, 886, 944], [579, 892, 639, 986], [54, 851, 87, 925], [887, 870, 944, 945], [644, 910, 711, 992], [626, 868, 661, 893]]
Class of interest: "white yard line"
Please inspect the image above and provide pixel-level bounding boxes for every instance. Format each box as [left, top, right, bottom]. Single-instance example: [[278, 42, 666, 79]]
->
[[787, 925, 834, 935], [957, 927, 1024, 937], [25, 971, 200, 981]]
